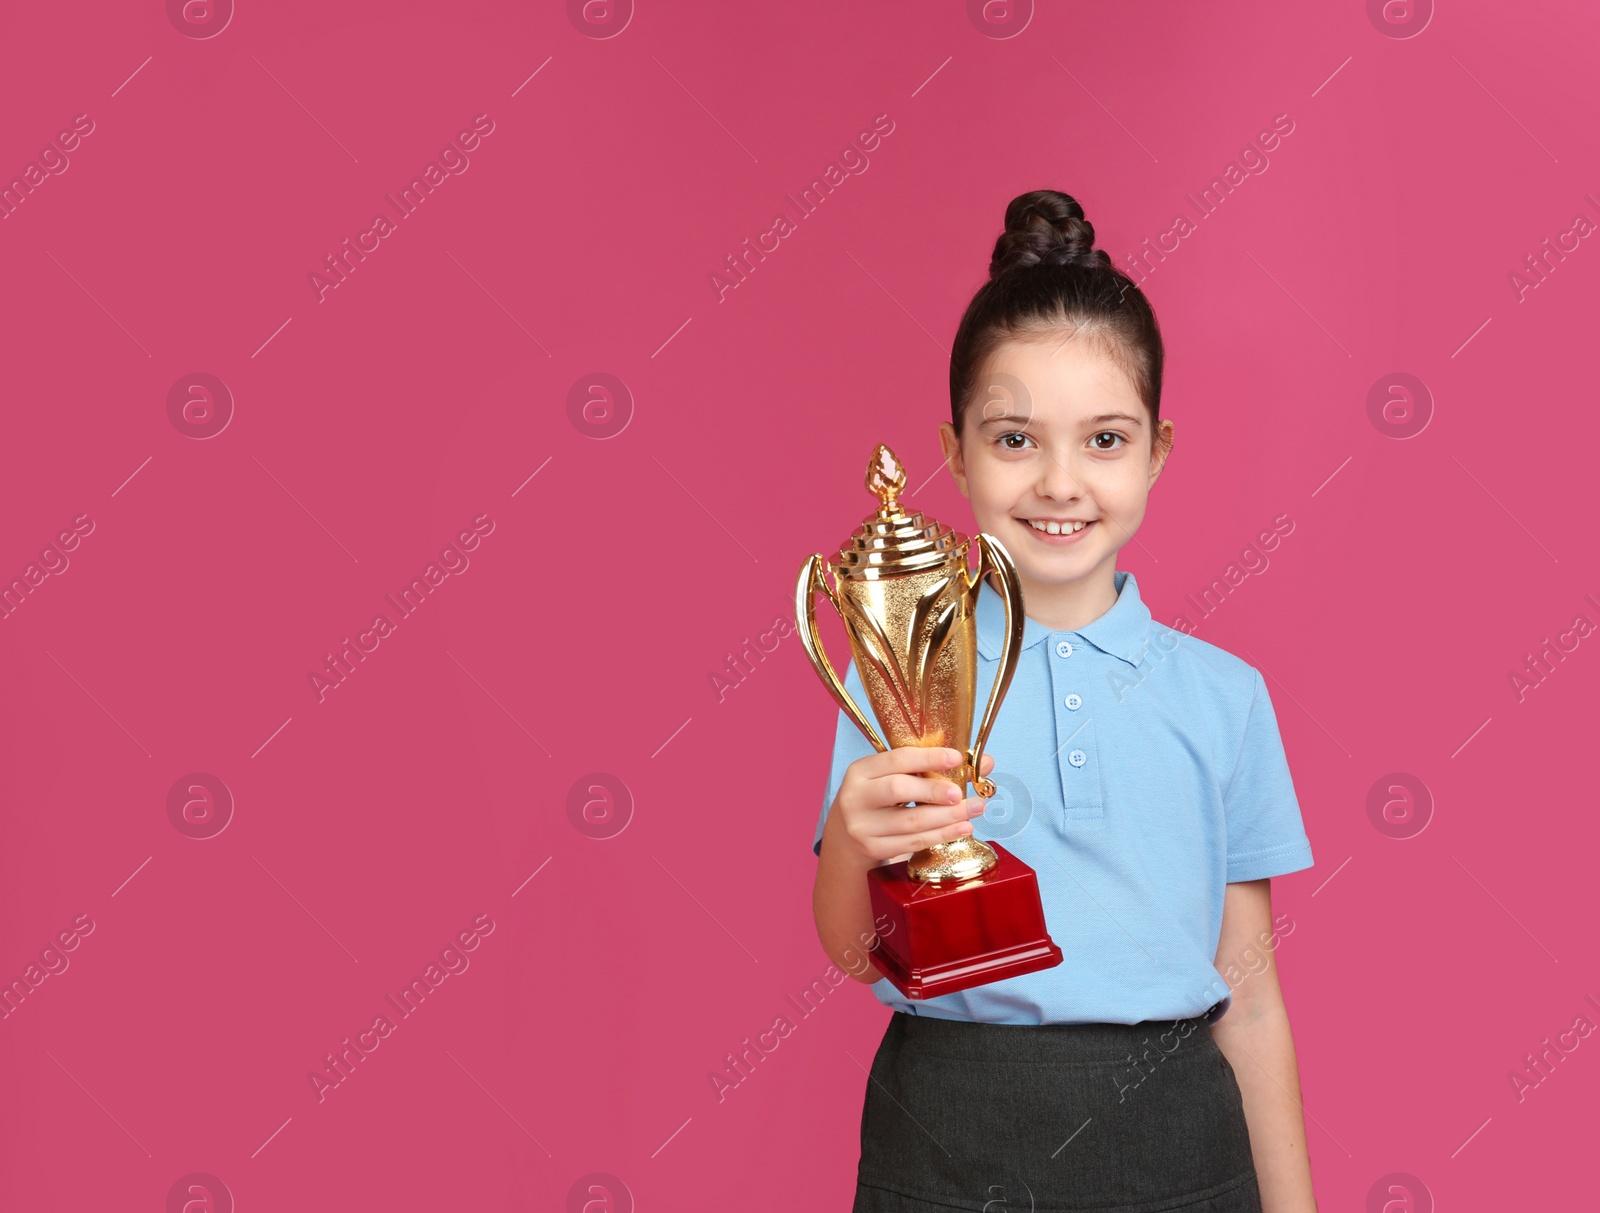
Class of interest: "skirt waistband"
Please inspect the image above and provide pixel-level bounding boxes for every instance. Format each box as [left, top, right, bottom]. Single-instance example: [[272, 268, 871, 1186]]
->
[[885, 1009, 1217, 1066]]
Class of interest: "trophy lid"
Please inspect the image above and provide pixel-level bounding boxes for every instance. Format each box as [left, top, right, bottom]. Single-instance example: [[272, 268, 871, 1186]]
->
[[832, 444, 968, 581]]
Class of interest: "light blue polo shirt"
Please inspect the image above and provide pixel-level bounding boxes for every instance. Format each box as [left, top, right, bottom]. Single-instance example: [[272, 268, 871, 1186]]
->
[[812, 568, 1313, 1025]]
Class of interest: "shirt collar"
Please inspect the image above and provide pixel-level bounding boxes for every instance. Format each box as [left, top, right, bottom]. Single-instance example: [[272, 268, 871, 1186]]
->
[[976, 568, 1151, 668]]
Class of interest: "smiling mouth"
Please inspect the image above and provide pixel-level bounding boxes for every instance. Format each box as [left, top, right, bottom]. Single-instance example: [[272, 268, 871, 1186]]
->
[[1021, 518, 1094, 537]]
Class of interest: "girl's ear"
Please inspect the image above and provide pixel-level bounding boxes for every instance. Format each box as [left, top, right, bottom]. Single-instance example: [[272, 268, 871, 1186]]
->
[[1148, 418, 1175, 488], [937, 421, 971, 499]]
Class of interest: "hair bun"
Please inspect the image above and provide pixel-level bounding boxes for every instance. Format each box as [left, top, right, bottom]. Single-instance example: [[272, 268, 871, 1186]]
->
[[988, 189, 1111, 281]]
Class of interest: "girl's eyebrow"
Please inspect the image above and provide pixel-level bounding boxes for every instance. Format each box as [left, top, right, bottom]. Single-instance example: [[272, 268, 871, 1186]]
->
[[978, 410, 1143, 429], [977, 412, 1033, 429]]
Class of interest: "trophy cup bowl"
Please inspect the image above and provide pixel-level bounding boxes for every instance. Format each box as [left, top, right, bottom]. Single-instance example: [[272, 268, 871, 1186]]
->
[[796, 444, 1063, 999]]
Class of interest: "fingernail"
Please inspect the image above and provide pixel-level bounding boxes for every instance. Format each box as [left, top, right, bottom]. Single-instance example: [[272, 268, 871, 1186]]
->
[[944, 749, 959, 765], [967, 802, 986, 818], [945, 786, 961, 803]]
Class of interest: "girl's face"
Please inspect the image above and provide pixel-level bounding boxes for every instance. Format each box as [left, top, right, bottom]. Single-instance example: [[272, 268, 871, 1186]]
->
[[937, 334, 1174, 596]]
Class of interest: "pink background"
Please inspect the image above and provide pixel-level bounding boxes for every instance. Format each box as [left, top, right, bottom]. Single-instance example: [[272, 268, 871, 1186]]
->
[[1, 1, 1596, 1209]]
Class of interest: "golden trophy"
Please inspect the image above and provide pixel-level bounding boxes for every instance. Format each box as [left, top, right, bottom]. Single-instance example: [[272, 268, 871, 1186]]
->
[[797, 444, 1062, 999]]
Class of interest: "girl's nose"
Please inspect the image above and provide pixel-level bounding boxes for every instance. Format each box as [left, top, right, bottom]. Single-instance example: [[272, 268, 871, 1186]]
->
[[1036, 449, 1083, 501]]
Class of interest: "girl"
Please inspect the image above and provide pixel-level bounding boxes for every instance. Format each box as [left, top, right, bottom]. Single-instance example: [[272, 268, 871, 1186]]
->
[[811, 190, 1318, 1213]]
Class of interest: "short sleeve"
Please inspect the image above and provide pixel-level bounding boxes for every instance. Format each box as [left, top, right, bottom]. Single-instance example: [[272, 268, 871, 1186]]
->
[[813, 659, 878, 857], [1221, 670, 1315, 882]]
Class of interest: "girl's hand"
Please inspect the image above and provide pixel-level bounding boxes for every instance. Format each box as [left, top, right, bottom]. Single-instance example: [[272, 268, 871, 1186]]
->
[[825, 746, 996, 867]]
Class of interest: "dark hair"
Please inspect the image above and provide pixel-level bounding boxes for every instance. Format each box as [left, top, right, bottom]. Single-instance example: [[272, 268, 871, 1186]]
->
[[949, 189, 1165, 446]]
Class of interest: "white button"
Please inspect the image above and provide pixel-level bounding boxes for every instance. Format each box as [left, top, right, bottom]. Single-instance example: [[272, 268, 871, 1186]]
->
[[1068, 749, 1087, 767], [1055, 640, 1073, 658], [1065, 693, 1082, 710]]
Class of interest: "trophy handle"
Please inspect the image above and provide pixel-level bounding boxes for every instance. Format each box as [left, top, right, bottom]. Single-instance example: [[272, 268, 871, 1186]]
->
[[794, 555, 889, 754], [966, 534, 1026, 798]]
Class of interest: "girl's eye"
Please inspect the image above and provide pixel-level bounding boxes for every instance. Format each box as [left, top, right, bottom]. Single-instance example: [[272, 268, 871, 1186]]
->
[[997, 431, 1035, 451], [1090, 431, 1126, 451]]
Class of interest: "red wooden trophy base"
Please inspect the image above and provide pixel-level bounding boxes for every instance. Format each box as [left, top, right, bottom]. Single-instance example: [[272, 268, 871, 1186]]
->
[[865, 841, 1062, 1000]]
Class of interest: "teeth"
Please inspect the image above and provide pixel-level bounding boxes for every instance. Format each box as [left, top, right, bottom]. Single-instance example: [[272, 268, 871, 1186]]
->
[[1027, 519, 1087, 535]]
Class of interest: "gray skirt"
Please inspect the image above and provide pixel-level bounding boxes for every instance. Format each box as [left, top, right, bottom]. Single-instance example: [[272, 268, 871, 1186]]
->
[[854, 1010, 1261, 1213]]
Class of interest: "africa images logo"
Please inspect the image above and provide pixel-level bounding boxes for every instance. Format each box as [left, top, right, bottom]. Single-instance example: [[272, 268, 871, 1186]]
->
[[307, 114, 497, 303], [307, 914, 495, 1102], [307, 514, 496, 702]]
